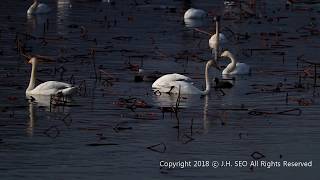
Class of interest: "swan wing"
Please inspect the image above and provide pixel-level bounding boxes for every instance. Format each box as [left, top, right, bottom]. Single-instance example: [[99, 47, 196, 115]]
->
[[164, 73, 192, 82], [152, 73, 192, 89], [184, 8, 207, 19], [31, 81, 74, 95], [168, 81, 202, 94], [35, 81, 72, 90], [152, 74, 202, 94], [209, 33, 227, 49], [234, 63, 250, 74]]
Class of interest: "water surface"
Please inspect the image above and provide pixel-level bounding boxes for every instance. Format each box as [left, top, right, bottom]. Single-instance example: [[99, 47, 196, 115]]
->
[[0, 0, 319, 179]]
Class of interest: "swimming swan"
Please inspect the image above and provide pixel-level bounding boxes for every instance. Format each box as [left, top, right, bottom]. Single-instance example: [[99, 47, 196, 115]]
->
[[152, 60, 219, 95], [184, 8, 207, 19], [220, 51, 251, 75], [26, 57, 77, 96]]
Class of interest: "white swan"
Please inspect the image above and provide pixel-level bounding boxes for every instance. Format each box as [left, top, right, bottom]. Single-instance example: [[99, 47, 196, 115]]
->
[[152, 60, 218, 95], [209, 17, 227, 51], [184, 8, 207, 19], [26, 57, 77, 96], [209, 33, 227, 50], [27, 0, 51, 15], [220, 51, 251, 75]]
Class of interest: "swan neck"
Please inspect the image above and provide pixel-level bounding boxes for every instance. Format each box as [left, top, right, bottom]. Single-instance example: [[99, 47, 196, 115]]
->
[[215, 20, 219, 61], [28, 0, 39, 14], [202, 61, 211, 95], [230, 53, 237, 67], [226, 53, 237, 73], [27, 62, 36, 93]]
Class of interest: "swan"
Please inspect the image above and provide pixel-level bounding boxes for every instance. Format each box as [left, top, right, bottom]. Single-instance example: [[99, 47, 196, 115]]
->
[[209, 16, 227, 51], [184, 8, 207, 19], [220, 50, 251, 75], [27, 0, 51, 15], [209, 33, 227, 50], [26, 57, 77, 96], [152, 60, 219, 95]]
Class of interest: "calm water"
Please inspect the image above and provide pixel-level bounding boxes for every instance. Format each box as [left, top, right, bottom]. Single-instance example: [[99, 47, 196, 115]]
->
[[0, 0, 320, 179]]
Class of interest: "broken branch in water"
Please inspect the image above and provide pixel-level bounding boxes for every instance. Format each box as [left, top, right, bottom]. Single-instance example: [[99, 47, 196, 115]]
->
[[147, 142, 166, 153]]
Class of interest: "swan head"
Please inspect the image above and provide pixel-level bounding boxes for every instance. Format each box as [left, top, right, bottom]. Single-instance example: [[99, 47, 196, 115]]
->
[[220, 50, 237, 63], [220, 50, 232, 58], [28, 57, 38, 65], [28, 57, 55, 64]]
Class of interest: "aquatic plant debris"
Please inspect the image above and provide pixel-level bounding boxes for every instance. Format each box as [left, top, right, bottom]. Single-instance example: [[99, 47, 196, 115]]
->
[[147, 143, 167, 153], [251, 151, 266, 160]]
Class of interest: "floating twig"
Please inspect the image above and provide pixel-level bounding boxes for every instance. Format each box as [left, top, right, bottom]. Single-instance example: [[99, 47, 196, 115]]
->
[[147, 142, 166, 153]]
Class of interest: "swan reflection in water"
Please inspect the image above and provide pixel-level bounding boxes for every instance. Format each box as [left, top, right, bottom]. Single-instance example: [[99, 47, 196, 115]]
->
[[152, 93, 210, 133], [26, 94, 73, 136]]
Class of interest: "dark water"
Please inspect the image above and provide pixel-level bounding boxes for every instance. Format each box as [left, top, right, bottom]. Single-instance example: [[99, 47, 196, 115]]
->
[[0, 0, 320, 179]]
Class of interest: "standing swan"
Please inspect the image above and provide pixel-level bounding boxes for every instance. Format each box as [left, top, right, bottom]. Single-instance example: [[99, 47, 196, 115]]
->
[[220, 51, 251, 75], [152, 60, 219, 95], [26, 57, 77, 96], [27, 0, 51, 15], [184, 8, 207, 19]]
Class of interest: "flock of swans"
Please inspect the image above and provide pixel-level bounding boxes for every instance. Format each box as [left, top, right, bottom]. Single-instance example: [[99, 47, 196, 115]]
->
[[151, 8, 251, 95], [25, 1, 251, 102]]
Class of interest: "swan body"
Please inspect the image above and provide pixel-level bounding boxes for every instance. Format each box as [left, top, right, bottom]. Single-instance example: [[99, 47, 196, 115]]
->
[[26, 58, 77, 96], [184, 8, 207, 19], [27, 81, 76, 95], [209, 33, 227, 50], [220, 51, 251, 75], [152, 60, 217, 95], [152, 74, 201, 94], [27, 0, 51, 15]]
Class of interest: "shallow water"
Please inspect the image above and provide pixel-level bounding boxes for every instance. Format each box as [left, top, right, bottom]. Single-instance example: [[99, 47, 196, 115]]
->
[[0, 0, 320, 179]]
